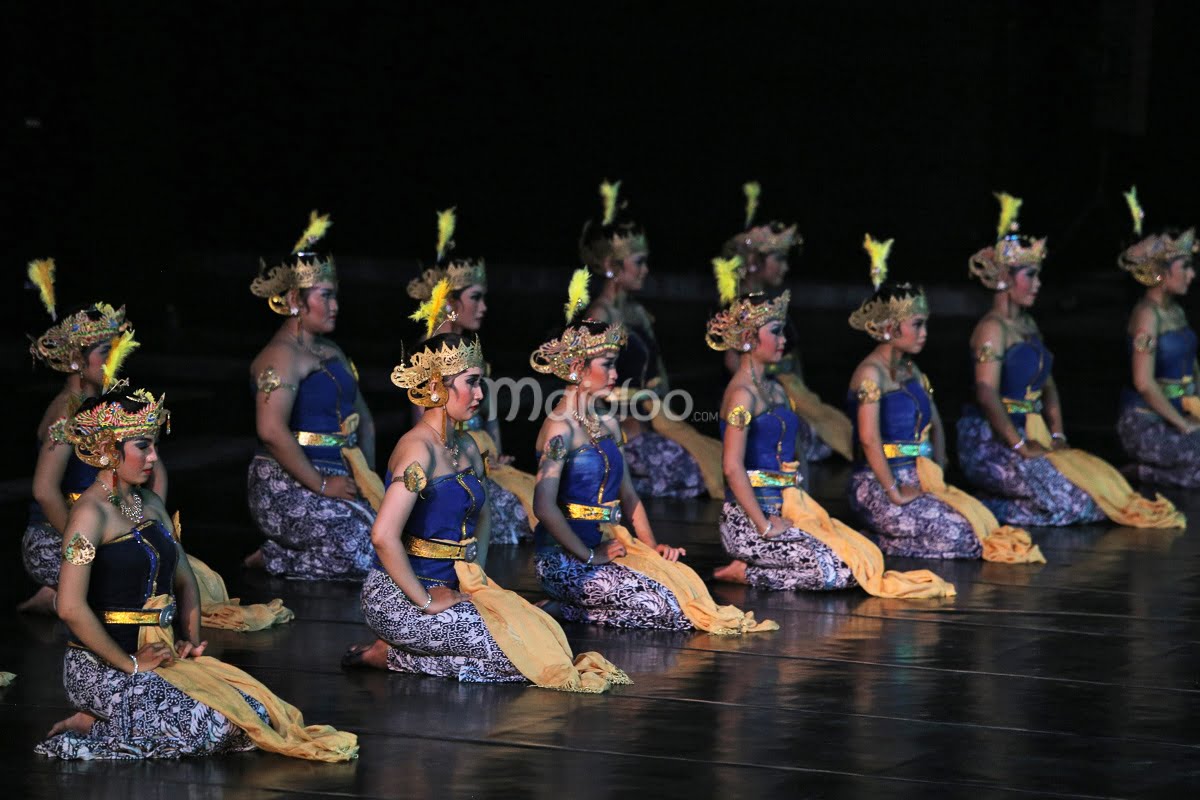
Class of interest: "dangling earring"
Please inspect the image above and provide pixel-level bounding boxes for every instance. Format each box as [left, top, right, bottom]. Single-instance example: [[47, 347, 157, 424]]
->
[[70, 361, 80, 372], [882, 332, 891, 342], [604, 270, 614, 279], [568, 371, 578, 383], [290, 307, 299, 316], [996, 281, 1007, 291]]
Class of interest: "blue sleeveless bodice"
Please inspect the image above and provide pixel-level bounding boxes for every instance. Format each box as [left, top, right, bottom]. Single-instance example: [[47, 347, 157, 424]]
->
[[71, 519, 179, 653], [848, 376, 933, 468], [997, 337, 1053, 426], [1122, 326, 1197, 413], [721, 403, 799, 511], [379, 468, 484, 589], [29, 442, 98, 524], [534, 436, 623, 551], [277, 358, 358, 467]]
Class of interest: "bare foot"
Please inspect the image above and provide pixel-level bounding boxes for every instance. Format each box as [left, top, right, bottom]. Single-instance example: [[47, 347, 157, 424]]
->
[[17, 586, 57, 615], [713, 560, 749, 585], [46, 711, 96, 737], [242, 549, 265, 570], [342, 639, 389, 670]]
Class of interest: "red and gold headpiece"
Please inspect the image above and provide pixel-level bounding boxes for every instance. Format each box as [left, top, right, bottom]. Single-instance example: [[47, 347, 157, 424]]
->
[[250, 210, 338, 315], [1117, 186, 1197, 287], [968, 192, 1047, 291], [848, 235, 929, 341], [530, 268, 627, 382], [55, 383, 170, 468], [406, 208, 488, 300]]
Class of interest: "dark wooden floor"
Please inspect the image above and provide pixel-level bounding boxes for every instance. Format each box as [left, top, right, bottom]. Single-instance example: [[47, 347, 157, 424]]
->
[[3, 284, 1198, 798]]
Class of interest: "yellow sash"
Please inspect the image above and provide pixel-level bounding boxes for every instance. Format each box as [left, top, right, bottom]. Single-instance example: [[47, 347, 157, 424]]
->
[[1024, 413, 1185, 529], [603, 524, 779, 634], [779, 487, 956, 599], [1182, 395, 1200, 420], [138, 595, 358, 762], [464, 429, 539, 527], [914, 458, 1045, 564], [338, 413, 385, 512], [775, 373, 855, 461], [453, 561, 632, 692], [648, 410, 726, 499]]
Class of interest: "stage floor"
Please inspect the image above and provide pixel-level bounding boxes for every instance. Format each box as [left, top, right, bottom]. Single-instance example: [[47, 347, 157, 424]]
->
[[2, 459, 1197, 799]]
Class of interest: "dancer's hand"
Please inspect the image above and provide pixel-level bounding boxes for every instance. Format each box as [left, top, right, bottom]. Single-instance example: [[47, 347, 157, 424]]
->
[[1178, 419, 1200, 435], [1016, 441, 1049, 459], [591, 540, 627, 565], [887, 485, 922, 506], [323, 475, 358, 500], [760, 515, 788, 539], [492, 453, 515, 466], [132, 641, 175, 671], [175, 640, 208, 659], [655, 543, 687, 562], [423, 586, 468, 615]]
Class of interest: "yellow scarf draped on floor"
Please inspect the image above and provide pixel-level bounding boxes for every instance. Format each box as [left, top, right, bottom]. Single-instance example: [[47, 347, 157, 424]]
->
[[174, 513, 294, 631], [779, 487, 956, 599], [648, 410, 726, 499], [339, 413, 385, 512], [138, 595, 358, 762], [1024, 413, 1185, 529], [914, 458, 1046, 564], [775, 373, 855, 461], [464, 429, 540, 527], [453, 561, 632, 692], [603, 524, 779, 634]]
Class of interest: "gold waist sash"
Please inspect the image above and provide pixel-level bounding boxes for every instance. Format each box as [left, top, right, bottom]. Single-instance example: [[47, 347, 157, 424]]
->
[[102, 600, 175, 627], [402, 535, 477, 561], [1159, 375, 1195, 399], [1002, 390, 1044, 415], [294, 430, 352, 448], [747, 468, 802, 489], [882, 441, 934, 459], [563, 500, 622, 524]]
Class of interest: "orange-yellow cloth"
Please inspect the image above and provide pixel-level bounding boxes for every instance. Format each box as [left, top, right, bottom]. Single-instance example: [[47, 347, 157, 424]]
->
[[1182, 396, 1200, 419], [453, 561, 632, 692], [188, 555, 295, 631], [604, 524, 779, 634], [1025, 413, 1185, 529], [915, 457, 1046, 564], [465, 429, 539, 527], [138, 595, 358, 762], [779, 487, 956, 599], [340, 413, 385, 512], [649, 410, 725, 499], [0, 672, 14, 687], [775, 373, 855, 461]]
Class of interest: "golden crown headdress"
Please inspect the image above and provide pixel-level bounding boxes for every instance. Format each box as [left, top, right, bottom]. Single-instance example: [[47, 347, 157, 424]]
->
[[390, 337, 485, 409], [30, 300, 130, 374], [848, 234, 928, 341], [579, 180, 649, 269], [724, 182, 802, 262], [968, 192, 1047, 290], [1117, 186, 1197, 287], [405, 208, 488, 300], [55, 382, 170, 468], [250, 210, 338, 315], [706, 290, 790, 352], [530, 268, 627, 381]]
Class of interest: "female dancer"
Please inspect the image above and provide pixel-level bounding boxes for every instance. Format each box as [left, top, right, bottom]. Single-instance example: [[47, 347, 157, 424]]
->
[[21, 260, 162, 613], [580, 181, 715, 499], [720, 182, 853, 461], [531, 271, 778, 632], [36, 388, 355, 761], [246, 213, 379, 579], [405, 209, 533, 543], [346, 330, 630, 691], [958, 194, 1181, 528], [1115, 188, 1200, 487]]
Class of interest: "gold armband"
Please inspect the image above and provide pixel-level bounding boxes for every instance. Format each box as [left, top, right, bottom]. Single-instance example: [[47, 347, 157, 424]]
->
[[856, 379, 881, 404], [63, 532, 96, 566], [1133, 332, 1156, 354], [542, 435, 567, 463], [402, 461, 428, 493], [726, 405, 752, 429], [975, 342, 1001, 363]]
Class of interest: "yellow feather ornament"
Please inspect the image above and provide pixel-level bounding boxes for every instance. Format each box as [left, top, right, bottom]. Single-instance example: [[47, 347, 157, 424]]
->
[[102, 330, 140, 392], [292, 210, 332, 254], [1123, 186, 1144, 237], [994, 192, 1023, 238], [410, 277, 453, 338], [863, 234, 894, 290], [436, 207, 457, 261], [27, 258, 56, 320], [564, 268, 591, 323], [712, 255, 742, 305], [743, 181, 761, 228], [600, 180, 621, 226]]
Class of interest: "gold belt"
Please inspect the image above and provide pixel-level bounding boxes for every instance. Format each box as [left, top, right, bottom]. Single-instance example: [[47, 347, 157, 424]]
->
[[747, 469, 802, 488], [101, 601, 175, 627], [403, 535, 477, 561], [1159, 377, 1195, 399], [1002, 391, 1043, 414], [563, 500, 623, 524], [882, 441, 933, 459], [294, 430, 352, 447]]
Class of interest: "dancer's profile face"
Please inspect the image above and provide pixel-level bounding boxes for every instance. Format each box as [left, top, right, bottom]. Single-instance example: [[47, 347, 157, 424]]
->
[[892, 314, 928, 355], [1163, 258, 1195, 296], [80, 339, 112, 389], [754, 321, 787, 363], [616, 252, 649, 292], [451, 285, 487, 331], [299, 281, 339, 334], [118, 437, 158, 486], [446, 368, 484, 423], [1008, 267, 1041, 308], [579, 352, 618, 396], [760, 252, 789, 287]]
